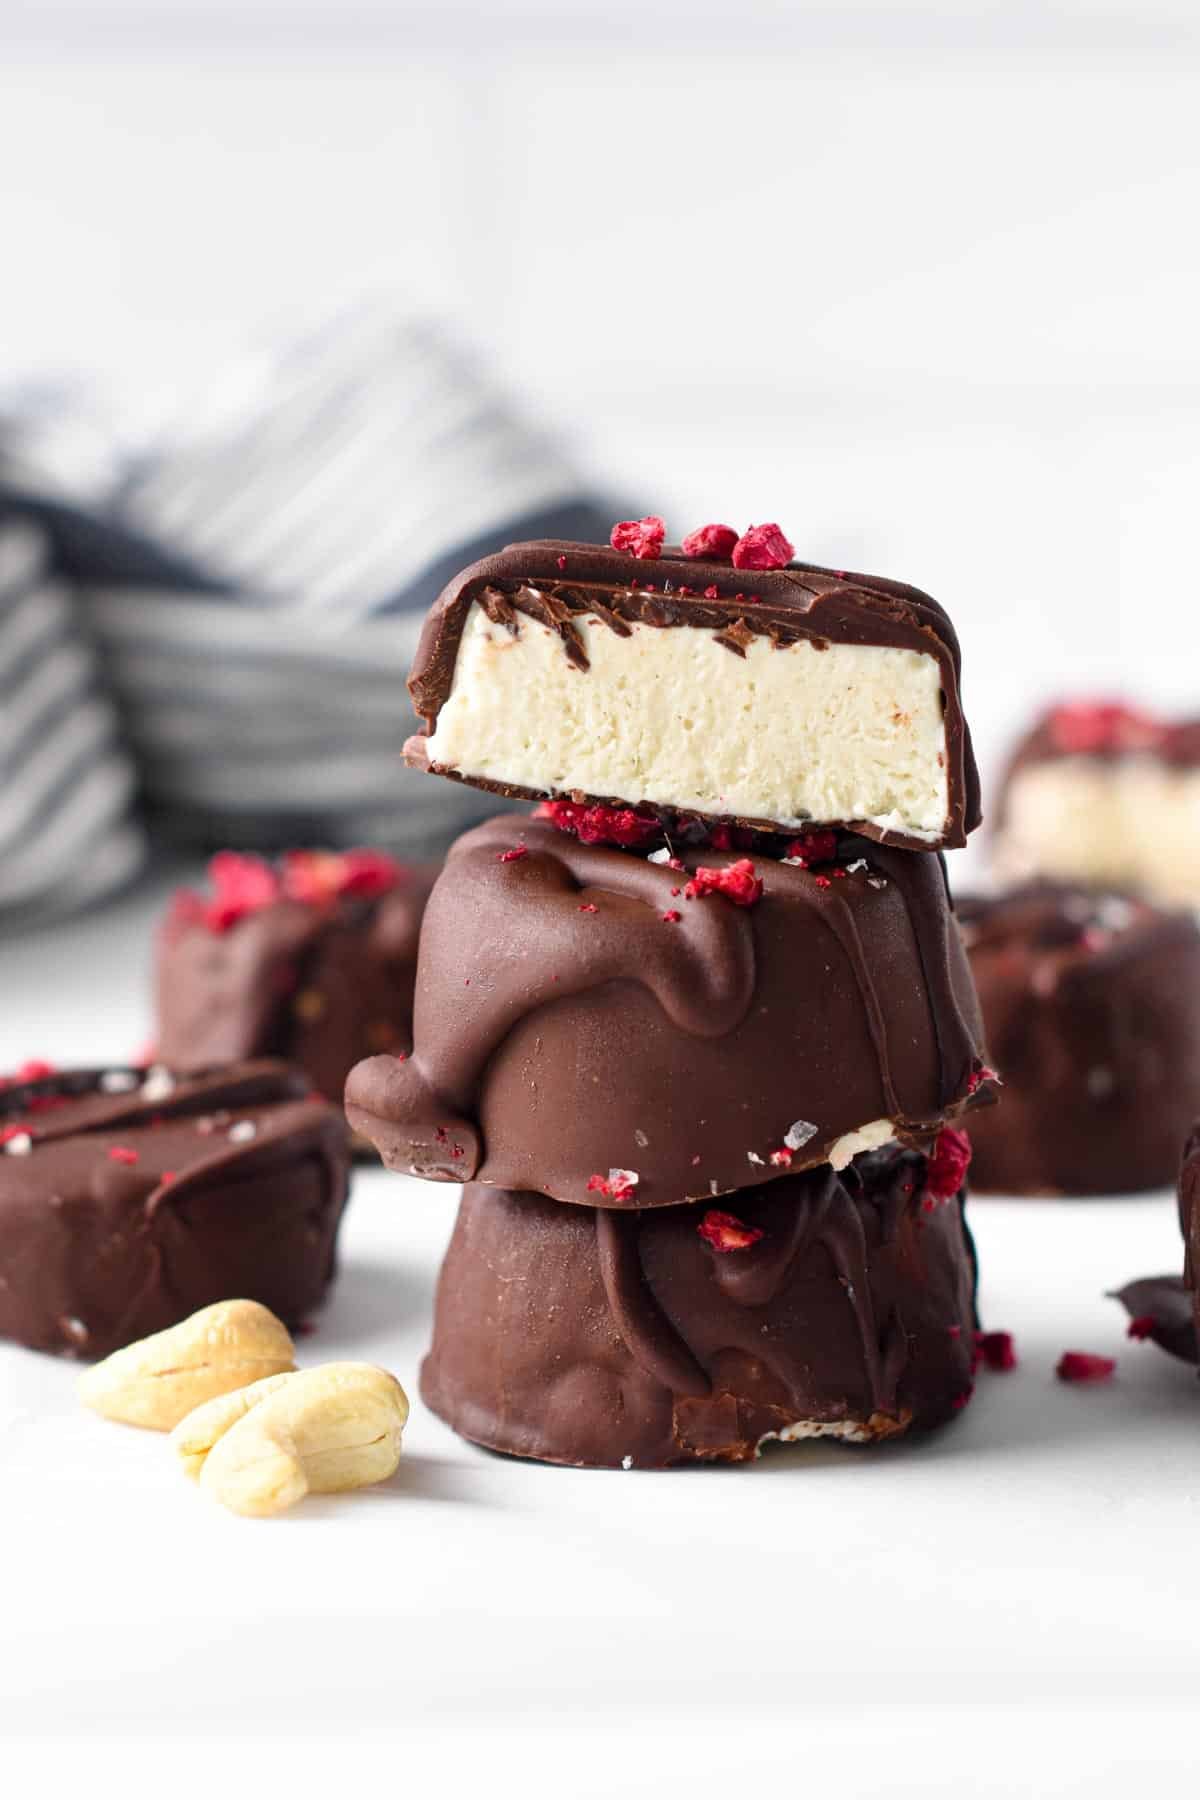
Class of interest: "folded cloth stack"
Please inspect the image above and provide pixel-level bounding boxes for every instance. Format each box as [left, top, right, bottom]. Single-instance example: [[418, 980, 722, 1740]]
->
[[347, 527, 997, 1468], [0, 516, 144, 925], [0, 307, 624, 924]]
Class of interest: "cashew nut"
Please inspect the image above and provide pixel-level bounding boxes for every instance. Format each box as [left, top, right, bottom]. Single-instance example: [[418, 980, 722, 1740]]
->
[[78, 1300, 296, 1430], [178, 1362, 409, 1517]]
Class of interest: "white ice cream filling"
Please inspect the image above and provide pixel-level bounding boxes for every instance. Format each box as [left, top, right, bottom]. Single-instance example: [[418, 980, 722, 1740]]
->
[[996, 757, 1200, 906], [426, 604, 952, 838]]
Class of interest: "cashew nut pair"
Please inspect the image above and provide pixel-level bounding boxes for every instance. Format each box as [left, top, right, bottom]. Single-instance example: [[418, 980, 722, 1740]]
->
[[79, 1300, 409, 1517]]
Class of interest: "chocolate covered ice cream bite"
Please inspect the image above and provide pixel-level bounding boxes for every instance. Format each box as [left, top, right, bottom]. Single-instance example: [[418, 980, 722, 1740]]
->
[[0, 1060, 349, 1358], [993, 701, 1200, 905], [420, 1137, 979, 1469], [959, 885, 1200, 1195], [156, 849, 438, 1107], [404, 530, 980, 852], [346, 813, 991, 1209]]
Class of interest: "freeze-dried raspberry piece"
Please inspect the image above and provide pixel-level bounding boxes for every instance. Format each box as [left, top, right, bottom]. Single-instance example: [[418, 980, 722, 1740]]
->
[[1047, 701, 1163, 756], [1056, 1351, 1116, 1383], [924, 1127, 972, 1202], [783, 831, 838, 868], [684, 859, 763, 907], [731, 522, 794, 571], [706, 823, 755, 852], [1126, 1315, 1157, 1341], [966, 1064, 999, 1095], [497, 846, 529, 863], [610, 515, 666, 560], [681, 523, 738, 560], [108, 1146, 139, 1166], [975, 1330, 1017, 1372], [697, 1209, 765, 1252], [586, 1169, 640, 1203], [281, 848, 402, 905], [12, 1059, 56, 1084], [536, 800, 662, 849], [204, 852, 282, 932]]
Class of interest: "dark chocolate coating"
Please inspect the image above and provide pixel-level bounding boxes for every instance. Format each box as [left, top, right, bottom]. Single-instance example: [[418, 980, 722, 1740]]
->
[[346, 816, 989, 1210], [1111, 1277, 1197, 1364], [420, 1145, 978, 1468], [1183, 1123, 1200, 1352], [156, 869, 437, 1107], [959, 886, 1200, 1195], [0, 1062, 349, 1358], [404, 540, 980, 851]]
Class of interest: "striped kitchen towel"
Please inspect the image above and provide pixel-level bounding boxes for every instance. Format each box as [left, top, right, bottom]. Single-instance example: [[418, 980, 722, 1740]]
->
[[0, 514, 145, 924], [0, 305, 625, 918]]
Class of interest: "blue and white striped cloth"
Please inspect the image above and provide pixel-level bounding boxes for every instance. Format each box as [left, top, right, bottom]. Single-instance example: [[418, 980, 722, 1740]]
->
[[0, 308, 623, 922]]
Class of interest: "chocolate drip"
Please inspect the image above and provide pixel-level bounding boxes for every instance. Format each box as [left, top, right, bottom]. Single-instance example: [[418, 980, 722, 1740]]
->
[[818, 893, 903, 1118], [596, 1211, 710, 1397]]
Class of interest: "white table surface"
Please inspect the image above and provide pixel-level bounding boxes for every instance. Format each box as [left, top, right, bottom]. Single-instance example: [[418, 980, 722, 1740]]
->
[[0, 874, 1197, 1795]]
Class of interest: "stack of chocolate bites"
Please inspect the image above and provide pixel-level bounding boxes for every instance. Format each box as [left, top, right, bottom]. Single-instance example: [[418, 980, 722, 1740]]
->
[[348, 519, 996, 1468]]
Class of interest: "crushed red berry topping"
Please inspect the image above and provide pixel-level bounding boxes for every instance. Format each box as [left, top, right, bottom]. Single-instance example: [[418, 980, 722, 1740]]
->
[[731, 522, 794, 571], [697, 1209, 765, 1252], [684, 859, 763, 908], [1126, 1315, 1157, 1341], [578, 902, 598, 914], [108, 1146, 139, 1166], [681, 523, 738, 560], [924, 1127, 972, 1203], [0, 1124, 30, 1145], [706, 823, 755, 852], [498, 846, 529, 863], [951, 1386, 975, 1412], [966, 1065, 999, 1095], [768, 1147, 793, 1167], [556, 554, 567, 571], [536, 799, 662, 849], [1056, 1351, 1116, 1384], [975, 1330, 1017, 1372], [783, 831, 838, 868], [662, 909, 682, 923], [1046, 701, 1164, 756], [282, 848, 402, 905], [14, 1059, 56, 1084], [610, 515, 666, 560], [586, 1169, 640, 1203]]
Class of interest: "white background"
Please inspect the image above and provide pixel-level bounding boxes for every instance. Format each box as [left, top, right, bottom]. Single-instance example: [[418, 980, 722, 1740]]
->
[[2, 2, 1200, 1788]]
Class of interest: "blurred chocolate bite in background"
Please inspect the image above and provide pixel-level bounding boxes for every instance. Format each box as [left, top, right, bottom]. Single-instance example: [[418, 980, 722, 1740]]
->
[[992, 701, 1200, 906], [156, 849, 438, 1111], [958, 884, 1200, 1196]]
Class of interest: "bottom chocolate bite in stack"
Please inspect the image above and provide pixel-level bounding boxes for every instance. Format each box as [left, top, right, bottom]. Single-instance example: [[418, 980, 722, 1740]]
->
[[0, 1061, 350, 1359], [958, 885, 1200, 1196], [421, 1139, 978, 1469]]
